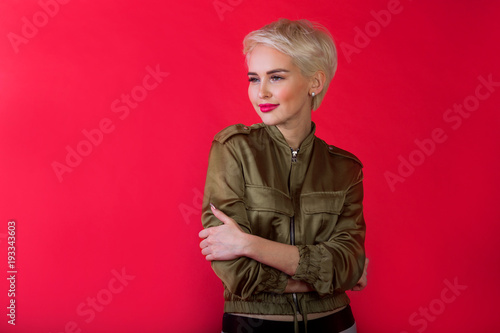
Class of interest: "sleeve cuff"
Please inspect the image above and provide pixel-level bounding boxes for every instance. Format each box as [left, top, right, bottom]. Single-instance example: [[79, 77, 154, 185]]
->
[[293, 245, 333, 295], [293, 245, 320, 285]]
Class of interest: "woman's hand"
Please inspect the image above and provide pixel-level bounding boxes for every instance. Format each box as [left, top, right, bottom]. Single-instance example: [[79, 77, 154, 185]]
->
[[351, 257, 369, 291], [199, 204, 247, 261]]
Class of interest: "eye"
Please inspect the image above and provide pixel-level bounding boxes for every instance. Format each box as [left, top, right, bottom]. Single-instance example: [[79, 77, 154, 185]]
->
[[248, 77, 259, 83], [270, 75, 283, 82]]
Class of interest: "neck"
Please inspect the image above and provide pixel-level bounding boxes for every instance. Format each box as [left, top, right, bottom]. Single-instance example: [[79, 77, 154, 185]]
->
[[276, 120, 312, 150]]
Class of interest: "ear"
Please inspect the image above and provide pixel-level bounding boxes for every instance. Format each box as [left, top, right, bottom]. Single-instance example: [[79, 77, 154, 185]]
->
[[309, 71, 327, 95]]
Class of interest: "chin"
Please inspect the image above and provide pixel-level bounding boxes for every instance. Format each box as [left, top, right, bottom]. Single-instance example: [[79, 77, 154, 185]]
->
[[260, 118, 280, 127], [258, 113, 280, 126]]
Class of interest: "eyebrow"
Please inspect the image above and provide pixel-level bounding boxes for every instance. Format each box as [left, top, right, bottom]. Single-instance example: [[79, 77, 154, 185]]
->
[[247, 68, 290, 76]]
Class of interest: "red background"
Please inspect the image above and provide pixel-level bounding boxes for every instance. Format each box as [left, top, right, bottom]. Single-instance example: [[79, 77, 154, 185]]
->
[[1, 0, 499, 332]]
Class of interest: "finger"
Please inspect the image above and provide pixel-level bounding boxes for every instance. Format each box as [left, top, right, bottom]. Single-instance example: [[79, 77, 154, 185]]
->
[[199, 229, 209, 238], [204, 250, 215, 261], [210, 204, 233, 225], [352, 280, 366, 291]]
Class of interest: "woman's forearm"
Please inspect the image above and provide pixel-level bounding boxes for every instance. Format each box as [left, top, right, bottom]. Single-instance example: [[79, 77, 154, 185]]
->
[[284, 278, 314, 293], [242, 233, 300, 276], [201, 206, 302, 277]]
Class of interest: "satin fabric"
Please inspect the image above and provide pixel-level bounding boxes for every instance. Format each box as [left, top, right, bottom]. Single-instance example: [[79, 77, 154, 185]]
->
[[201, 122, 365, 316]]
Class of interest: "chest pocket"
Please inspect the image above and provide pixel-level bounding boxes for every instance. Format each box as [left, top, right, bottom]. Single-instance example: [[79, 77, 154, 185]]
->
[[300, 191, 346, 243], [244, 185, 293, 243]]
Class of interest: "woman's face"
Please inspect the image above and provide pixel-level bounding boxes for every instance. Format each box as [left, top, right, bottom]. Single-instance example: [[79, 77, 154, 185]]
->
[[247, 45, 313, 129]]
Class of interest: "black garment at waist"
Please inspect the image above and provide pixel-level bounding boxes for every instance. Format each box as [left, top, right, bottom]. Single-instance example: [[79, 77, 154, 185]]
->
[[222, 305, 355, 333]]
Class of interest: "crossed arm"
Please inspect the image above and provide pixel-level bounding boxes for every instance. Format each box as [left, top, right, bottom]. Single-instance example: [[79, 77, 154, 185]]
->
[[199, 204, 368, 293]]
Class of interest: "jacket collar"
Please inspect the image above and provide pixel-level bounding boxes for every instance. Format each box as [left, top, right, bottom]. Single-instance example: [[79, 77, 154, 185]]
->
[[264, 122, 316, 151]]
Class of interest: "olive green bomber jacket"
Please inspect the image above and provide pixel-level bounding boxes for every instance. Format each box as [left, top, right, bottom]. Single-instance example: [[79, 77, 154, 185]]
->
[[201, 122, 366, 316]]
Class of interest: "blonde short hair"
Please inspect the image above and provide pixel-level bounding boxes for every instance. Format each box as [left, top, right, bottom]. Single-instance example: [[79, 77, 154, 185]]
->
[[243, 18, 337, 111]]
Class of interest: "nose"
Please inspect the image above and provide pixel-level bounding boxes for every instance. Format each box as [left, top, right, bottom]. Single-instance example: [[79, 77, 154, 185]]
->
[[258, 81, 271, 99]]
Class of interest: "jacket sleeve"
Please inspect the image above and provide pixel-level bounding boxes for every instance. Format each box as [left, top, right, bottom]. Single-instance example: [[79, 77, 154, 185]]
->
[[292, 168, 366, 296], [201, 140, 289, 299]]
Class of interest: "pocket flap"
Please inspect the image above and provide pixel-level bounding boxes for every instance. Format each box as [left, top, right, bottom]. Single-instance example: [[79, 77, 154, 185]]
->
[[301, 191, 345, 214], [245, 185, 293, 217]]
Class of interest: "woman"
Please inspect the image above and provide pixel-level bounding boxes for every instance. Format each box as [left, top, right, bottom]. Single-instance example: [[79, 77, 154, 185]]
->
[[199, 18, 367, 333]]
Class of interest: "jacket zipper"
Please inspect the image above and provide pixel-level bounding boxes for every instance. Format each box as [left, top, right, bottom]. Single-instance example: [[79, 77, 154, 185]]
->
[[291, 148, 299, 163], [289, 148, 300, 315], [291, 216, 299, 314]]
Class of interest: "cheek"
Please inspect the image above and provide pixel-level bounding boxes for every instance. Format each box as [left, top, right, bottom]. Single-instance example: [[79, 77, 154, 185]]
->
[[248, 86, 257, 103], [273, 86, 295, 103], [282, 82, 308, 104]]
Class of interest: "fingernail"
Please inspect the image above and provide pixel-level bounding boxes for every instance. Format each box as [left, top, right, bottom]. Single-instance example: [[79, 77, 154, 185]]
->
[[210, 203, 216, 210]]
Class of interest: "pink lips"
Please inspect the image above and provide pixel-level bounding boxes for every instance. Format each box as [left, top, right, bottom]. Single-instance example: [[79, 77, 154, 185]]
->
[[259, 103, 279, 113]]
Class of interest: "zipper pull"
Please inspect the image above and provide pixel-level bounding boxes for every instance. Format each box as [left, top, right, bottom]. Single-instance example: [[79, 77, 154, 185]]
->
[[291, 148, 299, 163]]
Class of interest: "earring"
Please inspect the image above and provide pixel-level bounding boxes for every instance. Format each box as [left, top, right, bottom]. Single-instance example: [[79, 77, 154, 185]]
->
[[311, 92, 316, 97]]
